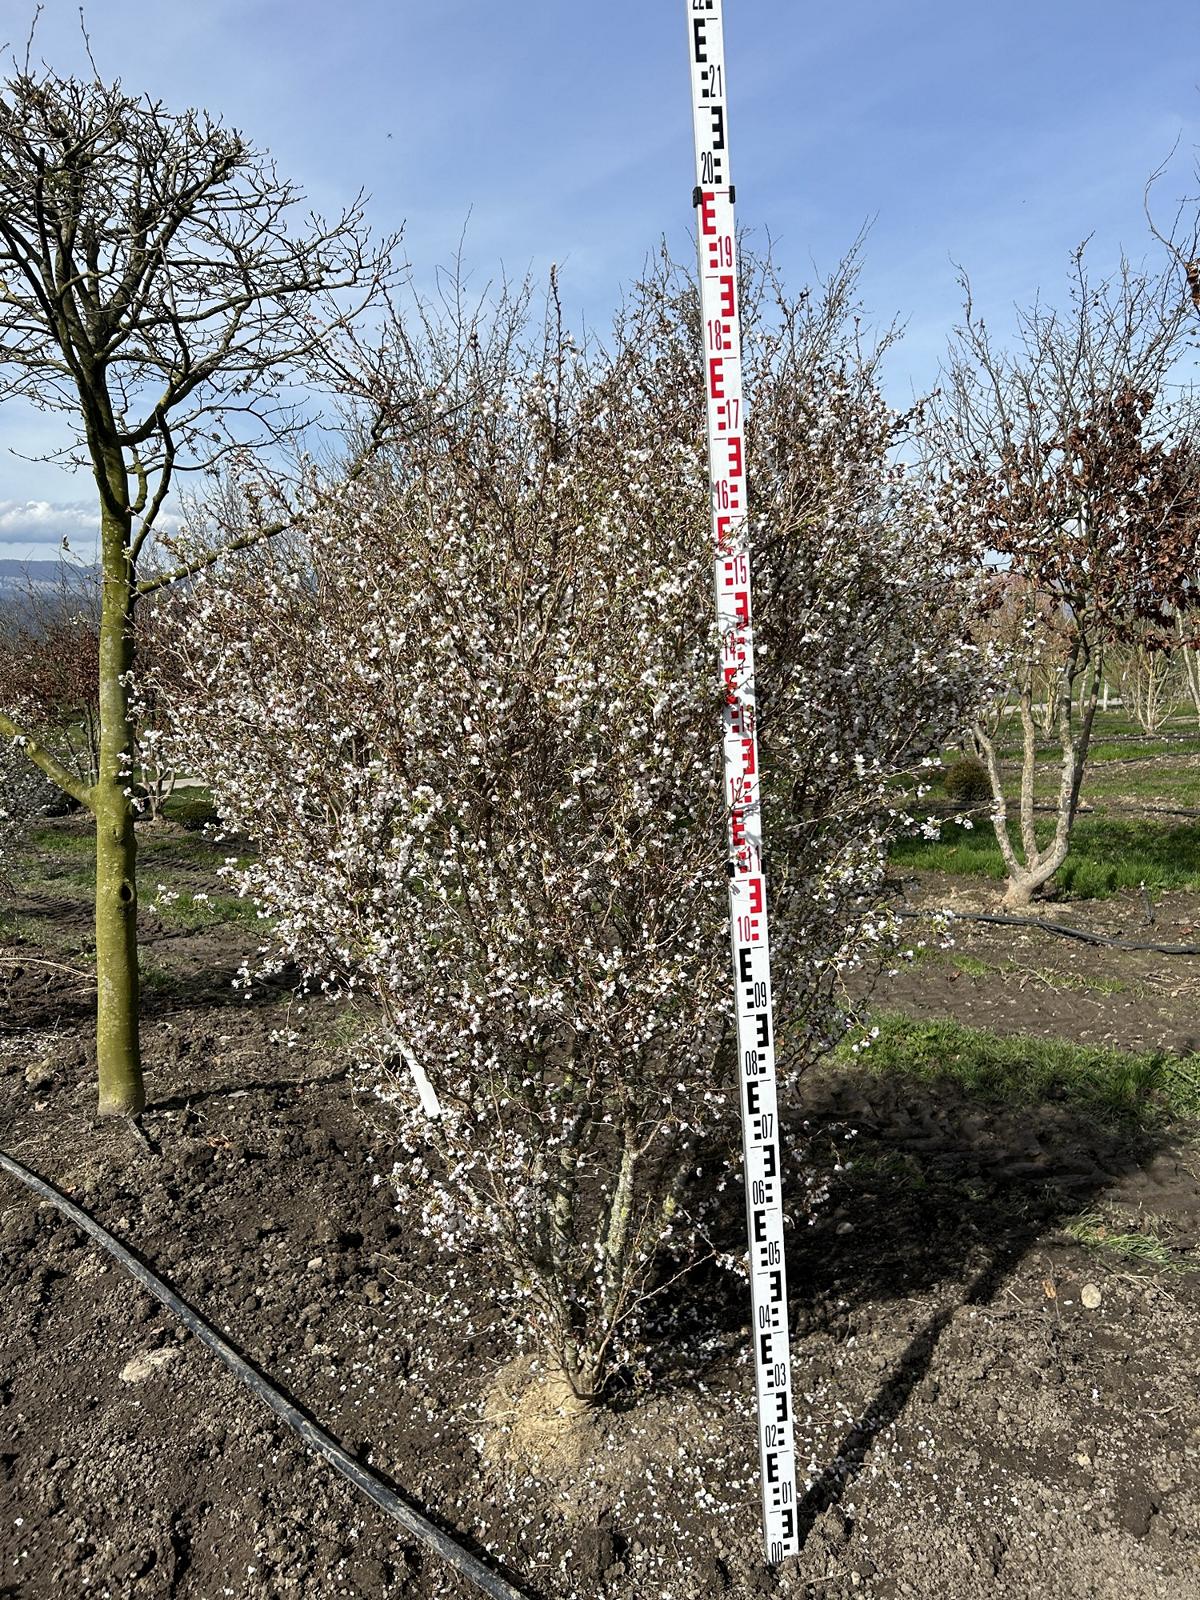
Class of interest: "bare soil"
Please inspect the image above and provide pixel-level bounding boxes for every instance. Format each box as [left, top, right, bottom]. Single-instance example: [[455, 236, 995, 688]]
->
[[880, 872, 1200, 1056], [1, 833, 1199, 1599]]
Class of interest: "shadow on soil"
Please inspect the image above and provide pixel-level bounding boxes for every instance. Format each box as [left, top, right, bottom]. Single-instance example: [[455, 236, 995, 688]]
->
[[140, 959, 300, 1018], [149, 1067, 350, 1114], [652, 1062, 1182, 1551], [0, 942, 297, 1039]]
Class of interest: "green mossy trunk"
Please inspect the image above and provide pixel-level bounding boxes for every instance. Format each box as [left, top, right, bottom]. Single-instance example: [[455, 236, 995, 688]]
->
[[94, 504, 144, 1118]]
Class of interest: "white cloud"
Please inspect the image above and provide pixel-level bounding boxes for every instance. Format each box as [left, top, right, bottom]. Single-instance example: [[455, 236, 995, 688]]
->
[[0, 500, 98, 545], [0, 501, 182, 563]]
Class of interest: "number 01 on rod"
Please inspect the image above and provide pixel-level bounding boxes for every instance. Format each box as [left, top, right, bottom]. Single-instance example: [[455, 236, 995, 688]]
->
[[685, 0, 799, 1563]]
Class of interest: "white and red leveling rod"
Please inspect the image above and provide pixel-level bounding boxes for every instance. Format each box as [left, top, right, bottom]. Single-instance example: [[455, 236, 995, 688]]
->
[[686, 0, 799, 1563]]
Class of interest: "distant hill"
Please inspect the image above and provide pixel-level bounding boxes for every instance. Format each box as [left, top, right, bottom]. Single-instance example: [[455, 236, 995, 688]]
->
[[0, 558, 98, 614]]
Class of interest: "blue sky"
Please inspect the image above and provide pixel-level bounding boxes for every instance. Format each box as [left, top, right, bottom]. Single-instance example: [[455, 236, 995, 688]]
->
[[1, 0, 1197, 559]]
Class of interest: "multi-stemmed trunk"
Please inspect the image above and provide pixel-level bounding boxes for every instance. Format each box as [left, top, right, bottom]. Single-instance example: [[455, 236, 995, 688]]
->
[[543, 1109, 700, 1405], [555, 1119, 641, 1403], [975, 635, 1101, 909], [1120, 636, 1182, 736]]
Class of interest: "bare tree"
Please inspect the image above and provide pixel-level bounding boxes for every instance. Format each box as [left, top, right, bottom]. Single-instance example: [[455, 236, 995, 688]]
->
[[1176, 610, 1200, 728], [0, 41, 399, 1115], [1113, 629, 1183, 735], [968, 574, 1074, 740], [1145, 146, 1200, 321], [1147, 154, 1200, 732], [929, 247, 1200, 907]]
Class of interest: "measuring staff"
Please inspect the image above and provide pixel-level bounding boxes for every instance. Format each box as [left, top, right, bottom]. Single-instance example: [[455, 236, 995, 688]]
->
[[685, 0, 799, 1563]]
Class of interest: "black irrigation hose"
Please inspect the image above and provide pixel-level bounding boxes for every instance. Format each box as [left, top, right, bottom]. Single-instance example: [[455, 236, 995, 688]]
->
[[0, 1149, 529, 1600], [897, 905, 1200, 956]]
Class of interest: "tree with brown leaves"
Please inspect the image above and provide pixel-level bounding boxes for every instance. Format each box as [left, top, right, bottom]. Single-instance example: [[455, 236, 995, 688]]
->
[[929, 248, 1200, 907]]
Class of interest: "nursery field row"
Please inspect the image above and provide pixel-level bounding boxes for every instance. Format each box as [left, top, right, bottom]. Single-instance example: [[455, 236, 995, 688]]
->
[[3, 815, 1199, 1598]]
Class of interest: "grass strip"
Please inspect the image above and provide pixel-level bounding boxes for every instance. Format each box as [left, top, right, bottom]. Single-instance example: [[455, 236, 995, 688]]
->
[[835, 1013, 1200, 1130], [890, 815, 1200, 897]]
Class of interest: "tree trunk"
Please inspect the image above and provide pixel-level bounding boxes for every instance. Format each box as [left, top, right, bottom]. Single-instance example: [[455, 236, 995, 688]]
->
[[979, 635, 1090, 910], [1001, 876, 1036, 910], [556, 1119, 641, 1404], [1067, 647, 1102, 829], [94, 506, 144, 1118], [998, 843, 1069, 909], [1176, 614, 1200, 728]]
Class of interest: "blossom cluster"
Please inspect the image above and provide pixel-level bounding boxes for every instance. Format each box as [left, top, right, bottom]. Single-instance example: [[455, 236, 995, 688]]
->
[[0, 737, 60, 875], [150, 258, 991, 1395]]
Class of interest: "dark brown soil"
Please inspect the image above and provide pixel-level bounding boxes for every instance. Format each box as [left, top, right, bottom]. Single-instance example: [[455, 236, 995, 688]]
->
[[877, 873, 1200, 1056], [2, 840, 1199, 1599]]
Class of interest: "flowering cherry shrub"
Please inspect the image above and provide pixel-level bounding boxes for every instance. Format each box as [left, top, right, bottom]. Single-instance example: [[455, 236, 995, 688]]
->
[[151, 258, 990, 1398], [0, 739, 58, 877]]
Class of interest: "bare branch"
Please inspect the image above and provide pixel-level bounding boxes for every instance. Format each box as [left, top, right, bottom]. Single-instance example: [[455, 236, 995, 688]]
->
[[0, 707, 93, 807]]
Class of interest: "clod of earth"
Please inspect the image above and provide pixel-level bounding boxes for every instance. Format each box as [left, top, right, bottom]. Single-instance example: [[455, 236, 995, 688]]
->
[[118, 1347, 182, 1384]]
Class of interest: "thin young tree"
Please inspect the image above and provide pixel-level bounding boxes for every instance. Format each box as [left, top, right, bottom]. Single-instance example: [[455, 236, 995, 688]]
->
[[1114, 629, 1183, 735], [929, 248, 1200, 907], [0, 46, 398, 1114], [1176, 609, 1200, 728]]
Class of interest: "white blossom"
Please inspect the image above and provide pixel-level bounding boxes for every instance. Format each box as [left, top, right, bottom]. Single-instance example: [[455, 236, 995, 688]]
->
[[148, 256, 991, 1396]]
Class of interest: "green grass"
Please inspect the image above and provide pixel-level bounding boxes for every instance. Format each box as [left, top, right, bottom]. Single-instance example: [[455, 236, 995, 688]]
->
[[12, 840, 232, 901], [7, 812, 247, 913], [891, 815, 1200, 897], [905, 945, 987, 975], [982, 705, 1197, 750], [927, 949, 1129, 994], [157, 789, 223, 833], [9, 841, 94, 900], [1065, 1208, 1196, 1273], [891, 823, 1010, 881], [0, 911, 94, 960], [839, 1013, 1200, 1130], [151, 888, 261, 931], [1078, 737, 1200, 764], [1019, 966, 1128, 996], [139, 958, 180, 994], [984, 738, 1200, 769], [141, 833, 230, 869], [1035, 765, 1200, 809], [842, 1147, 930, 1191], [160, 785, 214, 813], [27, 824, 93, 855], [22, 819, 229, 865], [914, 709, 1200, 812], [322, 1002, 375, 1053], [952, 953, 991, 978], [3, 809, 258, 941]]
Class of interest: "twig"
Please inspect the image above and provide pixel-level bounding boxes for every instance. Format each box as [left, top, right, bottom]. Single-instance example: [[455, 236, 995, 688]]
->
[[0, 954, 93, 982]]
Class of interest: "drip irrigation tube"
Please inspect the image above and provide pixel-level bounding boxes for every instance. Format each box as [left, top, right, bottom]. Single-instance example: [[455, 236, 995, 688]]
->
[[897, 906, 1200, 956], [0, 1149, 528, 1600]]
